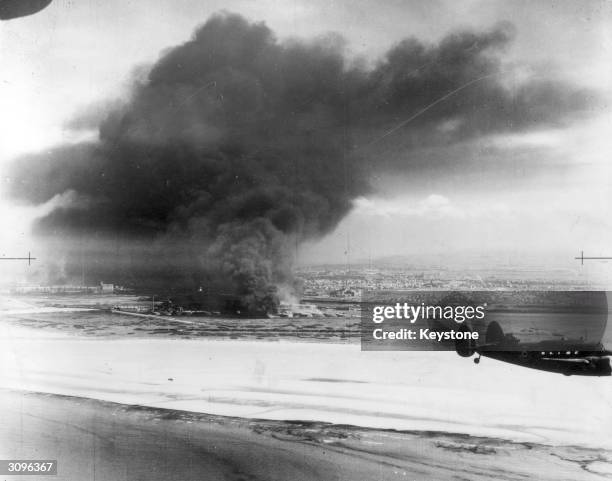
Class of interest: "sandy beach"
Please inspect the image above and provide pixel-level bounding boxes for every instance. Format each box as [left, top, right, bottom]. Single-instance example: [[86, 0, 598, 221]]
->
[[3, 389, 612, 481], [2, 325, 612, 448], [2, 300, 612, 479]]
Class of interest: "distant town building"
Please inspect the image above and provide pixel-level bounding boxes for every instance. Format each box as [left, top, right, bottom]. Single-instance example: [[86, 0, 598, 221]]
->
[[11, 285, 97, 294], [329, 287, 362, 298], [10, 281, 115, 295], [99, 282, 114, 293]]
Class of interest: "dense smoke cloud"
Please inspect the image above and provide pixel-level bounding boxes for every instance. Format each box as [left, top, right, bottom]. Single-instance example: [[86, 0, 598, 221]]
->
[[8, 13, 595, 309]]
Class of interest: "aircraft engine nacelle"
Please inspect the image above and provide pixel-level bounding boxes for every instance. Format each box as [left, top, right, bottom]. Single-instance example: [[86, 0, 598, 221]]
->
[[455, 323, 476, 357]]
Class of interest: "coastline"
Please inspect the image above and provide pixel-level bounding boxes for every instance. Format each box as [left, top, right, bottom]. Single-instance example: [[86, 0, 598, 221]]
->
[[2, 300, 612, 479], [2, 389, 611, 481], [1, 322, 612, 449]]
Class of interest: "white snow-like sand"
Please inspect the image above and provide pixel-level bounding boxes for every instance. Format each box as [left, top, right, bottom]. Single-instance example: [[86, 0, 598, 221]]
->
[[1, 322, 611, 449]]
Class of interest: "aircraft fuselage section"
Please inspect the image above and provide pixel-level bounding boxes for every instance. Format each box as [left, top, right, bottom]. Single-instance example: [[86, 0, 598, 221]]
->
[[480, 350, 611, 376]]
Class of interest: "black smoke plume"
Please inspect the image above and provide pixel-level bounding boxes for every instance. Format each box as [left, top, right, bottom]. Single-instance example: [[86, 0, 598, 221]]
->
[[8, 13, 595, 310]]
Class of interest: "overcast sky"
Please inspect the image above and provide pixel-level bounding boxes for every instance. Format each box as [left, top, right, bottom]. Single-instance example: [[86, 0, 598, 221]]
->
[[1, 0, 611, 275]]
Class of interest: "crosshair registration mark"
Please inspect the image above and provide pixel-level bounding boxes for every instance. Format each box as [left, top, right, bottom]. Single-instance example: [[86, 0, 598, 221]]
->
[[575, 250, 612, 265], [0, 252, 36, 265]]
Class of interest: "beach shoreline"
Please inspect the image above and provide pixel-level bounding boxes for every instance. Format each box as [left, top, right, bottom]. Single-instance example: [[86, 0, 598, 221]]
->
[[2, 298, 612, 479], [2, 313, 612, 449], [2, 388, 611, 481]]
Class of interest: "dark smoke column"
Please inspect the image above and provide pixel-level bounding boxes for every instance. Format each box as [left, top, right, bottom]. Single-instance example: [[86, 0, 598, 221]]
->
[[9, 13, 594, 311]]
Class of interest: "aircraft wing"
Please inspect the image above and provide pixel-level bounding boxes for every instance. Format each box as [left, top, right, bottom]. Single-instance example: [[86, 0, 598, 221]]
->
[[0, 0, 53, 20]]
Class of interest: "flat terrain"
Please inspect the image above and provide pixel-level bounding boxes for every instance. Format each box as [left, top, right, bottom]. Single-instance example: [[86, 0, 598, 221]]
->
[[0, 294, 361, 341], [2, 294, 612, 480], [2, 390, 611, 481]]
